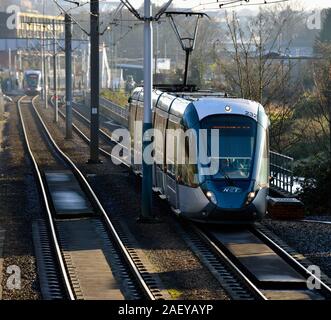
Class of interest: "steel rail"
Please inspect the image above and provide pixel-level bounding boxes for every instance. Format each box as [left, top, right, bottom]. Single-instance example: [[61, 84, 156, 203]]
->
[[191, 224, 267, 300], [195, 223, 331, 300], [252, 226, 331, 297], [300, 219, 331, 225], [51, 100, 130, 168], [55, 99, 331, 300], [31, 98, 155, 300], [72, 103, 128, 151], [65, 100, 331, 300], [56, 99, 331, 300], [17, 95, 75, 300]]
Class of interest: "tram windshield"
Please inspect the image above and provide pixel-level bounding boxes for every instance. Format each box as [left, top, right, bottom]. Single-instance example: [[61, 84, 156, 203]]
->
[[26, 74, 39, 87], [200, 115, 257, 180]]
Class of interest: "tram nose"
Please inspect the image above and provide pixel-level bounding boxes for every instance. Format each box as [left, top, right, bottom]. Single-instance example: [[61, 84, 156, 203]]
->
[[216, 191, 248, 209], [204, 182, 250, 210]]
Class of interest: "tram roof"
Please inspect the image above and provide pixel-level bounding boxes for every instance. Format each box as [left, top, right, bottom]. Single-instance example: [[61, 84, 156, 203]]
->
[[132, 87, 266, 123]]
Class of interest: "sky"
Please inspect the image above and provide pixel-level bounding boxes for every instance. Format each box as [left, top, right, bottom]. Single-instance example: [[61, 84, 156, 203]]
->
[[56, 0, 331, 17], [178, 0, 331, 10], [293, 0, 331, 9], [105, 0, 331, 10]]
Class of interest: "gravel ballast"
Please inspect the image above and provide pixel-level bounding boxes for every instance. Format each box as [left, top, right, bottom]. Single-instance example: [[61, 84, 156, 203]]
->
[[10, 97, 331, 300], [262, 218, 331, 279], [0, 101, 41, 300], [35, 101, 230, 300]]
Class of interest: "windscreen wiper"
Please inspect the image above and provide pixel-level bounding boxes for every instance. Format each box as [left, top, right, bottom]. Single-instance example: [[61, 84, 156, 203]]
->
[[220, 167, 236, 187]]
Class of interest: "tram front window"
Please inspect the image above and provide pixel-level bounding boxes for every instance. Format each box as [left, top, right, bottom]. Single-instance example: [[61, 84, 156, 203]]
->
[[200, 115, 257, 180], [26, 75, 38, 87]]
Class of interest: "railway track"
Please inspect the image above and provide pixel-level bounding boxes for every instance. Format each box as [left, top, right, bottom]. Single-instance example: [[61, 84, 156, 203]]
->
[[300, 219, 331, 225], [17, 95, 157, 300], [190, 223, 331, 300], [51, 100, 130, 168], [47, 98, 331, 300]]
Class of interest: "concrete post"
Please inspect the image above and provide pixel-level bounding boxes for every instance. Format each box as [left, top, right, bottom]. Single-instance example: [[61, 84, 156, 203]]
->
[[139, 0, 154, 222], [65, 14, 73, 139]]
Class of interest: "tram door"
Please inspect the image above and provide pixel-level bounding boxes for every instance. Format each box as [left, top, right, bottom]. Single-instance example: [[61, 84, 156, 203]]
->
[[133, 104, 144, 174], [165, 116, 180, 209]]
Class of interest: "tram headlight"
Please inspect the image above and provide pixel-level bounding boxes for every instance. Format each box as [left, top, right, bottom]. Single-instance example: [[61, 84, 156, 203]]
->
[[246, 191, 256, 204], [206, 191, 217, 205]]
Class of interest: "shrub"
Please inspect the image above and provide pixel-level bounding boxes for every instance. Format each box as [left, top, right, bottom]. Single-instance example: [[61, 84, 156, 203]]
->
[[100, 89, 128, 107], [295, 158, 331, 215]]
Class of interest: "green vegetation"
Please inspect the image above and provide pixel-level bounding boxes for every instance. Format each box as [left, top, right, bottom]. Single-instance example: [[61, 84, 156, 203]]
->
[[295, 158, 331, 215], [103, 7, 331, 215], [209, 7, 331, 215], [167, 289, 182, 299], [100, 89, 129, 108]]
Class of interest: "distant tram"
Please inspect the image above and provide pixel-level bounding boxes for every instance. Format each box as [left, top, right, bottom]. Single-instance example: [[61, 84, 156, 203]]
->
[[23, 70, 42, 96], [129, 87, 270, 224]]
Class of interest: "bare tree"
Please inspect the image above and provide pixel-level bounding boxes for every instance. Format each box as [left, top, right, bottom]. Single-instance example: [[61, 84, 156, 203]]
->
[[309, 42, 331, 160], [218, 6, 307, 153]]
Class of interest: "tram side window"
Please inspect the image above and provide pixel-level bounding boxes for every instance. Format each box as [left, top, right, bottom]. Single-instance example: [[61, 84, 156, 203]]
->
[[154, 111, 167, 168], [166, 121, 199, 187], [177, 129, 199, 187], [166, 120, 179, 177], [134, 104, 144, 154]]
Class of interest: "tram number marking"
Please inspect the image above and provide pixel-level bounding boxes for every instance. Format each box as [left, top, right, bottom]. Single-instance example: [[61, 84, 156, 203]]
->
[[245, 111, 257, 119]]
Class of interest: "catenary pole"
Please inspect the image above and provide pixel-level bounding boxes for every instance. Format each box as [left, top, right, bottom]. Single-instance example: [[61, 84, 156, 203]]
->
[[154, 21, 159, 76], [42, 25, 48, 108], [139, 0, 154, 221], [53, 19, 58, 123], [8, 48, 12, 92], [89, 0, 101, 163], [65, 14, 73, 139], [43, 0, 48, 108]]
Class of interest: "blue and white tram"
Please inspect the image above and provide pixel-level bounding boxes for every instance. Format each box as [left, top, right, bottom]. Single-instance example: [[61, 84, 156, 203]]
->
[[129, 87, 270, 224], [23, 70, 42, 96]]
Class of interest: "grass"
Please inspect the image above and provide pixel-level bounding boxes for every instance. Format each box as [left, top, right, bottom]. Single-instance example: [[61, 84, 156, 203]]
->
[[100, 89, 129, 108], [167, 289, 182, 299]]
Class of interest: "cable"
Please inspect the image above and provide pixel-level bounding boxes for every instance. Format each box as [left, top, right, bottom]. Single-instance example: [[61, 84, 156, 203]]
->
[[220, 0, 290, 9], [52, 0, 90, 36], [190, 0, 290, 11], [100, 2, 125, 35], [120, 0, 141, 20]]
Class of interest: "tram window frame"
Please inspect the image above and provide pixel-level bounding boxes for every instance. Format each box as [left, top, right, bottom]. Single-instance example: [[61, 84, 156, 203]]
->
[[200, 114, 258, 181], [129, 100, 138, 151], [165, 116, 181, 178], [133, 102, 144, 157], [154, 108, 168, 170], [165, 116, 199, 187], [176, 125, 199, 188]]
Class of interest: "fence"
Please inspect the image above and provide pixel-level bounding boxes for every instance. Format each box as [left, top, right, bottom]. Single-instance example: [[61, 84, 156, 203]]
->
[[81, 94, 296, 195], [99, 96, 128, 120], [82, 94, 128, 127], [100, 96, 296, 196], [270, 151, 294, 194]]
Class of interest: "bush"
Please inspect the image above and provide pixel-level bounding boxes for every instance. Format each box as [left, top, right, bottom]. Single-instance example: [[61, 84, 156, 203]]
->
[[100, 89, 129, 107], [295, 158, 331, 215]]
